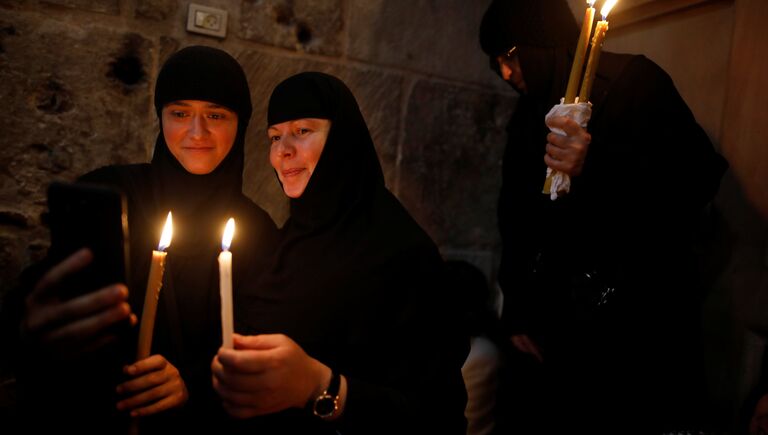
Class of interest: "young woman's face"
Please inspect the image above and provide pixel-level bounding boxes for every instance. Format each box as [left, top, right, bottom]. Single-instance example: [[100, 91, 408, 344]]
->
[[268, 118, 331, 198], [162, 100, 239, 174]]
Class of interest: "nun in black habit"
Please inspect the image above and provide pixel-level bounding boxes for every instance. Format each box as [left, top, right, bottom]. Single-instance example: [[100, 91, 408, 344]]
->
[[11, 46, 277, 433], [479, 0, 728, 432], [211, 72, 468, 434]]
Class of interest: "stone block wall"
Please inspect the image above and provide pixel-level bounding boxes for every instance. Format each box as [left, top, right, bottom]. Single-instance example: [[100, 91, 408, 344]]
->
[[0, 0, 514, 345]]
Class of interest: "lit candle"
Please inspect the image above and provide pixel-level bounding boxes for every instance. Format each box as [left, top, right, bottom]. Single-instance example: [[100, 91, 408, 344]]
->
[[136, 212, 173, 360], [579, 0, 618, 103], [565, 0, 596, 103], [219, 218, 235, 349]]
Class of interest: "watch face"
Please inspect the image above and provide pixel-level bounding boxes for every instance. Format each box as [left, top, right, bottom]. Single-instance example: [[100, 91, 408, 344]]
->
[[314, 394, 336, 417]]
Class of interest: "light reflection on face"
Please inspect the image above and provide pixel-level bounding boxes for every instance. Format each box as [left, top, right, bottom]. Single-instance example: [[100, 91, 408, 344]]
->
[[268, 118, 331, 198], [162, 100, 238, 174]]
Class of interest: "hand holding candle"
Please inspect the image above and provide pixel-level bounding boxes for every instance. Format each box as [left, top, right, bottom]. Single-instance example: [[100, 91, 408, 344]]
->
[[219, 218, 235, 349], [565, 1, 596, 103], [136, 212, 173, 360], [579, 0, 618, 103]]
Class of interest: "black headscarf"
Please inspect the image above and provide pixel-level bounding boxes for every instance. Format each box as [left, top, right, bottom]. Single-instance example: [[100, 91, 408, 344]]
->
[[479, 0, 578, 56], [267, 72, 384, 230], [479, 0, 578, 99], [150, 45, 252, 232], [235, 72, 468, 433]]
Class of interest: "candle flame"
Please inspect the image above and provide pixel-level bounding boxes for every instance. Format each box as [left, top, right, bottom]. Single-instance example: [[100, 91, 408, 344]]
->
[[601, 0, 618, 19], [587, 0, 596, 6], [221, 218, 235, 251], [158, 212, 173, 251]]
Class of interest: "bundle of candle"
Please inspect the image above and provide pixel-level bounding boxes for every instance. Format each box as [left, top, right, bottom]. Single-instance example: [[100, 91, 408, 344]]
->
[[543, 0, 617, 199]]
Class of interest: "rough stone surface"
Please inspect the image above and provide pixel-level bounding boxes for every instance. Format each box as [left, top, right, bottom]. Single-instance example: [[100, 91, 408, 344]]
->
[[41, 0, 120, 15], [135, 0, 177, 21], [239, 0, 343, 57], [0, 11, 156, 296], [236, 49, 404, 225], [399, 79, 515, 251], [348, 0, 505, 87]]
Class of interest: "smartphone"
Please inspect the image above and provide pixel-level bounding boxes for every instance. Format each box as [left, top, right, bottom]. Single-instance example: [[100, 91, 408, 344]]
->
[[47, 181, 130, 300]]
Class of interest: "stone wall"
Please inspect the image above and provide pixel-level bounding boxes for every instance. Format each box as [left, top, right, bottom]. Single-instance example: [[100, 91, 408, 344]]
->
[[0, 0, 515, 321]]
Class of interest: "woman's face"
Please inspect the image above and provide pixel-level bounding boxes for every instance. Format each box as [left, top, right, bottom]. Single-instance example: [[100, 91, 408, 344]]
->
[[496, 49, 527, 94], [162, 100, 239, 174], [268, 118, 331, 198]]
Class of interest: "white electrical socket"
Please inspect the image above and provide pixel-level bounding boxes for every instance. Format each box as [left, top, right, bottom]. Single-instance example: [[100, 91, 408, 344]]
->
[[187, 3, 228, 38]]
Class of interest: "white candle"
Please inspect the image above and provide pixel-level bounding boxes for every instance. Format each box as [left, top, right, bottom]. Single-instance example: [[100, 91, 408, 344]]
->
[[136, 212, 173, 360], [219, 218, 235, 349]]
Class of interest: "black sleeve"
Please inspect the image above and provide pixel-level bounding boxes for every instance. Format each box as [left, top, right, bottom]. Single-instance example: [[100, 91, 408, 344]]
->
[[579, 56, 727, 225], [336, 248, 469, 434]]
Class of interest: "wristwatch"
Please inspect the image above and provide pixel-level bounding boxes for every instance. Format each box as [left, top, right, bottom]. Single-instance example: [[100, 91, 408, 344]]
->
[[311, 370, 341, 420]]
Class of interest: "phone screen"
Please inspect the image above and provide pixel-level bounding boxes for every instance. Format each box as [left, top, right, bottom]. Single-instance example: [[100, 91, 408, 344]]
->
[[47, 182, 130, 299]]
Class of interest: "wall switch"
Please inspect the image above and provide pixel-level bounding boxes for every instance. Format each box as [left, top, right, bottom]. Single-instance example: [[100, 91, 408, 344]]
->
[[187, 4, 228, 38]]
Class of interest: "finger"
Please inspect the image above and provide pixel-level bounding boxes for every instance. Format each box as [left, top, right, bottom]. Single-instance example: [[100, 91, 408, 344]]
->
[[129, 394, 184, 417], [212, 357, 268, 394], [32, 248, 93, 298], [217, 370, 271, 394], [217, 348, 273, 374], [531, 347, 544, 363], [544, 153, 564, 171], [510, 336, 526, 353], [215, 382, 260, 406], [521, 337, 544, 363], [233, 333, 284, 350], [546, 116, 583, 137], [117, 368, 170, 394], [42, 301, 131, 345], [125, 354, 168, 377], [27, 285, 128, 333], [117, 383, 171, 411], [545, 143, 564, 160], [546, 133, 569, 150]]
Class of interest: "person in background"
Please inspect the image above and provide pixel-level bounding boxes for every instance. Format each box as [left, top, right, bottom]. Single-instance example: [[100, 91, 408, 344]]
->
[[445, 260, 504, 435], [479, 0, 728, 432]]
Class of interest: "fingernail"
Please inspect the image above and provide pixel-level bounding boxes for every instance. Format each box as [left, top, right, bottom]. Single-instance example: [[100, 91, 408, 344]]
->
[[115, 285, 128, 298]]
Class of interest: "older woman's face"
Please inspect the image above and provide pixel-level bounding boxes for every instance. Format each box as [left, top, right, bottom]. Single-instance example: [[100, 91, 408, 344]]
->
[[268, 118, 331, 198], [162, 100, 238, 174]]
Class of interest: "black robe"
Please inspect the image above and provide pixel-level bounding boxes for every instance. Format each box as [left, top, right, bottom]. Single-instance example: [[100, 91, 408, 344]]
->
[[497, 49, 728, 432], [233, 72, 468, 434]]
